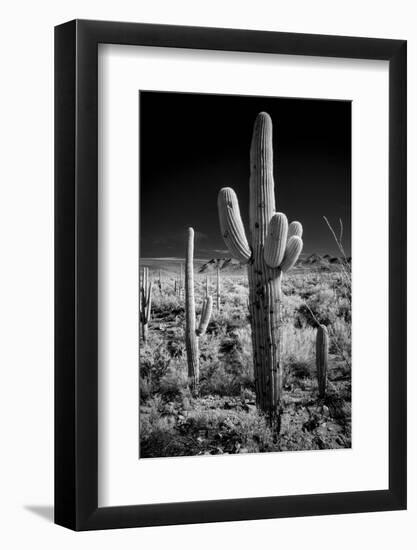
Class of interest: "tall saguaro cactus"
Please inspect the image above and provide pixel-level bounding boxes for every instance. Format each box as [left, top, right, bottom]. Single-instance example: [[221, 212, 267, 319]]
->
[[140, 267, 153, 341], [185, 228, 213, 392], [218, 112, 303, 420], [316, 324, 329, 398]]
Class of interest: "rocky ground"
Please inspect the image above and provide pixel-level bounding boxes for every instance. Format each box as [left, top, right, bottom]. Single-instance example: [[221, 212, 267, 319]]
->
[[139, 355, 351, 458]]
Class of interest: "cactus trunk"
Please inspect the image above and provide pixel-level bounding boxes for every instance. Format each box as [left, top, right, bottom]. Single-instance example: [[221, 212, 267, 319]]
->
[[247, 113, 282, 418], [185, 228, 199, 392], [316, 324, 329, 398]]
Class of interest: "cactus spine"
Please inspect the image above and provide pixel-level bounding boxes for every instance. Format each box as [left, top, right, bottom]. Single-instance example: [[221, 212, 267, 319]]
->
[[316, 324, 329, 398], [139, 267, 152, 341], [185, 228, 213, 392], [218, 112, 303, 420]]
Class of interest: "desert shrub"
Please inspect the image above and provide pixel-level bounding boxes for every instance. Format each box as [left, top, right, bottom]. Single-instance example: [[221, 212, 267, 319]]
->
[[282, 293, 305, 326], [140, 412, 194, 457], [166, 327, 186, 358], [329, 318, 351, 364], [140, 405, 278, 457], [236, 412, 277, 453], [199, 361, 240, 396], [240, 387, 256, 401], [147, 395, 165, 418], [139, 375, 152, 401], [159, 362, 189, 399], [182, 407, 278, 453], [199, 329, 224, 362], [281, 325, 315, 366], [200, 362, 254, 397], [151, 297, 184, 318], [140, 340, 172, 392], [200, 323, 254, 396]]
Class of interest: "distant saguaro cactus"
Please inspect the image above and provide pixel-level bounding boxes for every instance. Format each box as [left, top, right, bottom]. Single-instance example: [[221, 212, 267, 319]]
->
[[185, 228, 213, 392], [316, 324, 329, 398], [140, 267, 152, 341], [218, 112, 303, 421]]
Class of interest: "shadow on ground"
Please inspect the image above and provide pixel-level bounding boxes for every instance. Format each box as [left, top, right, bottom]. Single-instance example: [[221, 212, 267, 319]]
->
[[24, 505, 54, 523]]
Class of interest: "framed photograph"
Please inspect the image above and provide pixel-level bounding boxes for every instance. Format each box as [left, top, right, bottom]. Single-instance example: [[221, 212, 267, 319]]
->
[[55, 20, 406, 530]]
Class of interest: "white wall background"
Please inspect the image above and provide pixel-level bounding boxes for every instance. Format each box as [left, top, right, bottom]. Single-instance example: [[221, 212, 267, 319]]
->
[[0, 1, 414, 548]]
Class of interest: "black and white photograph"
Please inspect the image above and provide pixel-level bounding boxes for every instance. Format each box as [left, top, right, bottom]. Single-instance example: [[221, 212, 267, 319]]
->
[[0, 3, 409, 543], [139, 91, 352, 458]]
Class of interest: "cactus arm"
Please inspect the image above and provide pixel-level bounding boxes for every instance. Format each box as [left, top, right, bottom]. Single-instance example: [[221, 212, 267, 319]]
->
[[288, 220, 303, 239], [280, 235, 303, 272], [316, 324, 329, 398], [264, 212, 288, 268], [196, 296, 213, 336], [218, 187, 251, 264], [145, 282, 153, 323]]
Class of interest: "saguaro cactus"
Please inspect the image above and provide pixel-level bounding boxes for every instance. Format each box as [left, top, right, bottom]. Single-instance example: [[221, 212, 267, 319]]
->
[[316, 324, 329, 398], [218, 112, 303, 420], [185, 228, 213, 392], [140, 267, 153, 341], [216, 265, 221, 311], [179, 263, 184, 297]]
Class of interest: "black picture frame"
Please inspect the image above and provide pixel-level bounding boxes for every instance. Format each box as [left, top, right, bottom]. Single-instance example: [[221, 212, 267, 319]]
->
[[55, 19, 407, 531]]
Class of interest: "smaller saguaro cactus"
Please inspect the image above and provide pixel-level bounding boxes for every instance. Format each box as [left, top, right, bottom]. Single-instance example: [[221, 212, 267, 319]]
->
[[140, 267, 152, 341], [179, 263, 184, 297], [216, 265, 221, 311], [206, 274, 210, 297], [316, 324, 329, 398], [185, 228, 213, 392]]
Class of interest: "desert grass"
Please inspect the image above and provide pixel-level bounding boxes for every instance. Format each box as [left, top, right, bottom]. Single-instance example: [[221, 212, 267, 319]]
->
[[139, 264, 351, 457]]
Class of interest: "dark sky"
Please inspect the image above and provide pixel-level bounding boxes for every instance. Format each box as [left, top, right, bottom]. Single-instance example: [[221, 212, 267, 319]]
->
[[140, 91, 351, 258]]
